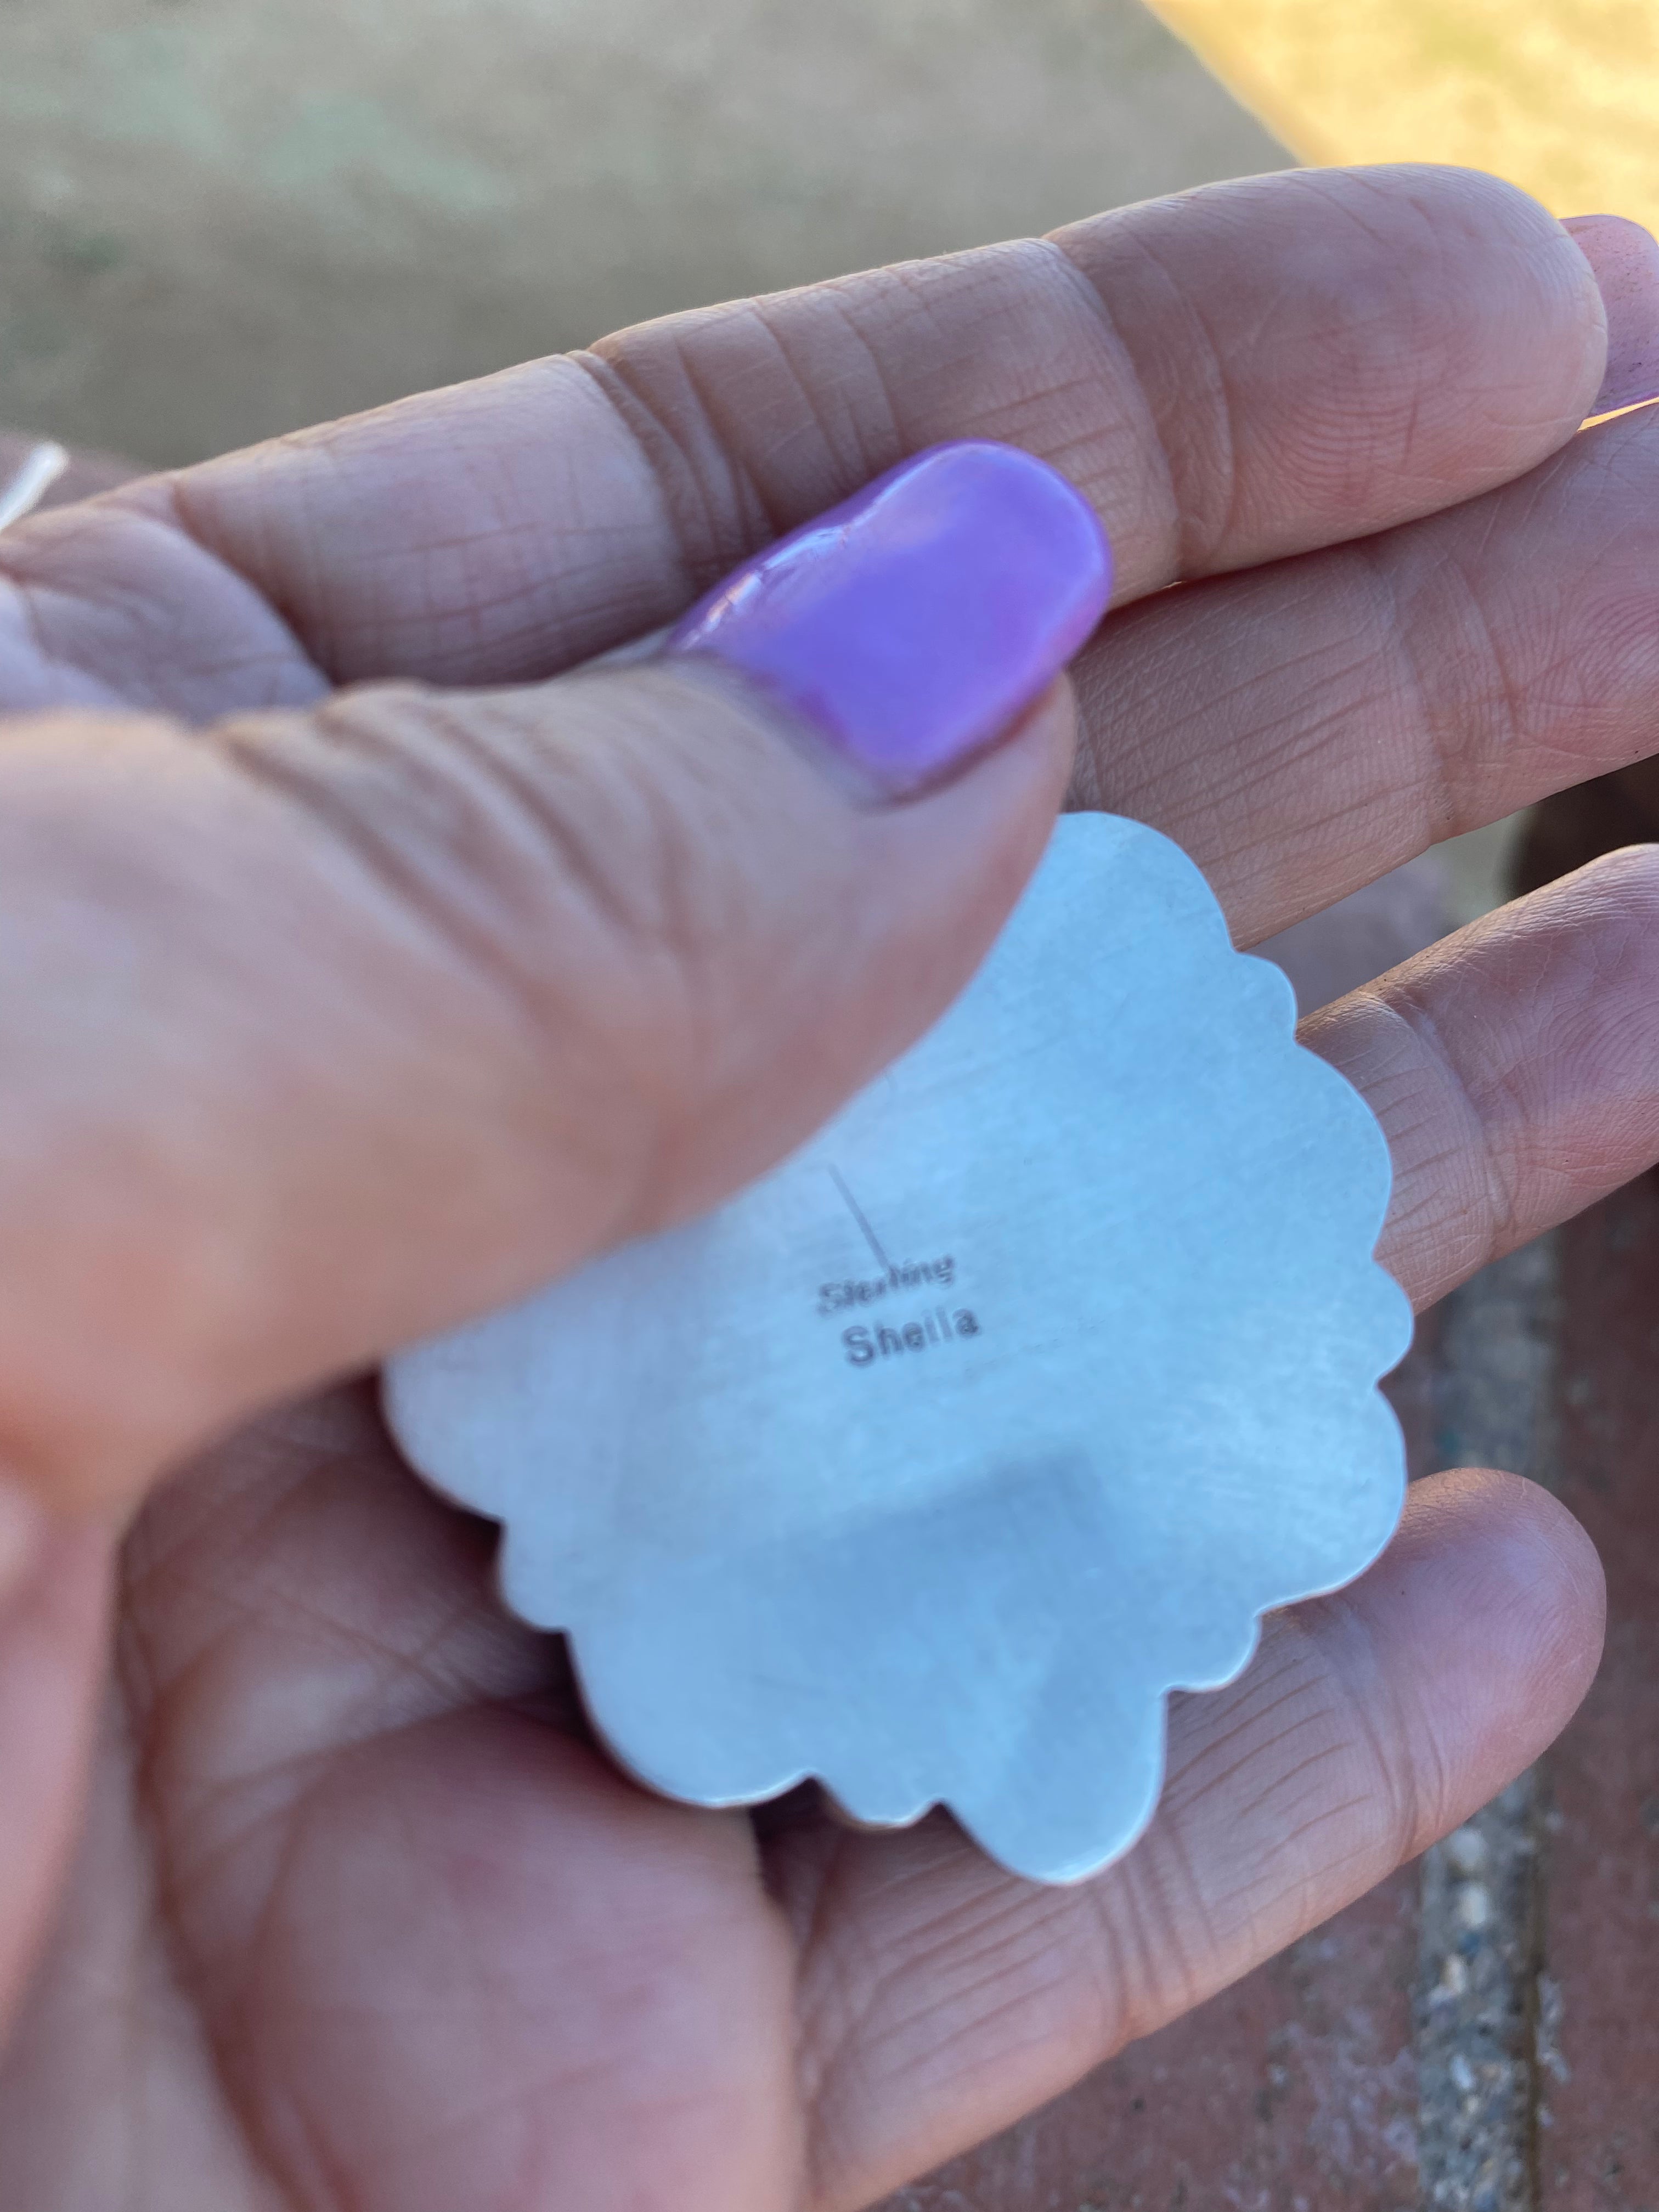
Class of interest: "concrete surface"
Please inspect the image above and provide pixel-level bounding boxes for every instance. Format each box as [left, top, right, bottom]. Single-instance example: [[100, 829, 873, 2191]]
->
[[1417, 1239, 1562, 2212], [0, 0, 1286, 465]]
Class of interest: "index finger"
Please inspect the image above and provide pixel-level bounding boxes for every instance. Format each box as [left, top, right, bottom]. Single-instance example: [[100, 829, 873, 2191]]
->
[[5, 165, 1611, 710]]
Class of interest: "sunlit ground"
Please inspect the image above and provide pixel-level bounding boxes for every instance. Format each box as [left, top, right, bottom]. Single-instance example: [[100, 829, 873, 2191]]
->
[[1154, 0, 1659, 232]]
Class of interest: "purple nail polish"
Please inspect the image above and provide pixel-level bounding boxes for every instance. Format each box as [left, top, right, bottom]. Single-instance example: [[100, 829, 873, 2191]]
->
[[1564, 214, 1659, 415], [667, 441, 1111, 795]]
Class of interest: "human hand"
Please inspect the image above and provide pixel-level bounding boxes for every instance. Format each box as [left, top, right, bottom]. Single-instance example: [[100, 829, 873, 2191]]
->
[[0, 165, 1656, 2211]]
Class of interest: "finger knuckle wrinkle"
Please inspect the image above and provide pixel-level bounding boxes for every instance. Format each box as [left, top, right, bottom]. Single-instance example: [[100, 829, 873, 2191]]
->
[[1090, 1831, 1216, 2037], [1392, 983, 1525, 1262], [1322, 1593, 1438, 1860], [580, 318, 793, 594]]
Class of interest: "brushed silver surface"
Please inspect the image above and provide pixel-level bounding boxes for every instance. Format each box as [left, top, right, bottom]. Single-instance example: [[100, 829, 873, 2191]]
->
[[384, 813, 1411, 1883]]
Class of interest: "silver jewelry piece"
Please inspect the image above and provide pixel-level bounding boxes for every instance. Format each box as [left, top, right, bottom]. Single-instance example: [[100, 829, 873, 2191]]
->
[[385, 814, 1410, 1883]]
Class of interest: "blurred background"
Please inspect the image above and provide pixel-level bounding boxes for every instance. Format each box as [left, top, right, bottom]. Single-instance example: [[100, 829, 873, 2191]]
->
[[3, 0, 1654, 469], [0, 0, 1280, 464]]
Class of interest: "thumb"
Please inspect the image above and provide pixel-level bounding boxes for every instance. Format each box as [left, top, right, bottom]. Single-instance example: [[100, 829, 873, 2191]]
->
[[0, 440, 1108, 1508]]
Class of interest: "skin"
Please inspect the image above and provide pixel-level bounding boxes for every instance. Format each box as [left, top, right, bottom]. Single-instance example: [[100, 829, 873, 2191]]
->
[[0, 161, 1653, 2209]]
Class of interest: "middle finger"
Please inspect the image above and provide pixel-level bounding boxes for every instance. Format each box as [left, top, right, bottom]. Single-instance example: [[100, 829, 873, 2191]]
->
[[1072, 402, 1659, 945]]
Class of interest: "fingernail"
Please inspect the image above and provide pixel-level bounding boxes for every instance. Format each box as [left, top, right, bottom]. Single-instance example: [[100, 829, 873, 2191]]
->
[[0, 1480, 45, 1610], [1564, 215, 1659, 415], [666, 441, 1111, 795]]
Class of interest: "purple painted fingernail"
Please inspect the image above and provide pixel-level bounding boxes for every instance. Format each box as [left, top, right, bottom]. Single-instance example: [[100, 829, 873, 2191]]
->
[[667, 441, 1111, 796], [1564, 215, 1659, 415]]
